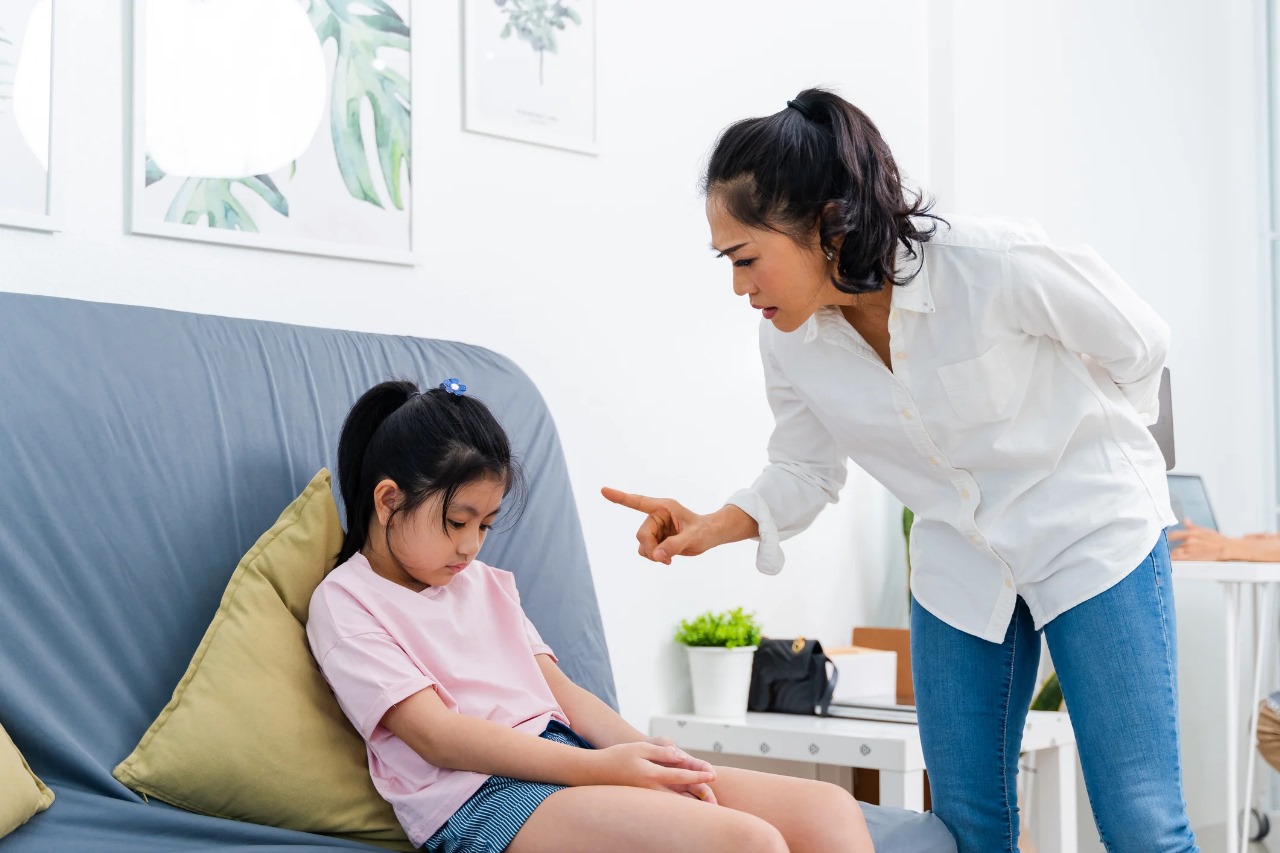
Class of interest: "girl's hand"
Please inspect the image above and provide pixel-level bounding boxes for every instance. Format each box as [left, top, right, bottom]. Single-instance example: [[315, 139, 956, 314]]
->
[[601, 488, 743, 564], [645, 735, 719, 804], [1168, 520, 1232, 561], [587, 741, 716, 791]]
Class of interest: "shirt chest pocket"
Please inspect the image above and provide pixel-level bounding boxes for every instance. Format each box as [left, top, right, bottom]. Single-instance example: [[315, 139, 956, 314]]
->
[[936, 341, 1017, 423]]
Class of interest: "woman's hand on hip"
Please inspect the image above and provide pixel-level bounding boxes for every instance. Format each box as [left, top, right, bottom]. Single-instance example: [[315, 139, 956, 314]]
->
[[601, 488, 753, 564]]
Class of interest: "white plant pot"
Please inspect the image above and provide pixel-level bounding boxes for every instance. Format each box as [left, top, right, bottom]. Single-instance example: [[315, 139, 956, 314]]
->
[[685, 645, 757, 719]]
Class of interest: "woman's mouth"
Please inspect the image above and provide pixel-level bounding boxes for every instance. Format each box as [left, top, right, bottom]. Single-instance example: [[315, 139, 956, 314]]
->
[[761, 307, 778, 320], [447, 563, 468, 574]]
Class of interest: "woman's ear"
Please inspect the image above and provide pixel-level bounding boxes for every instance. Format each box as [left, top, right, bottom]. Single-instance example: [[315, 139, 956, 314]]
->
[[372, 479, 401, 527], [819, 202, 846, 254]]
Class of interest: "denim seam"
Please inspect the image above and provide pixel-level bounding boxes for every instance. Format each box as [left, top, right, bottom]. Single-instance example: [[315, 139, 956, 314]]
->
[[1001, 613, 1017, 853]]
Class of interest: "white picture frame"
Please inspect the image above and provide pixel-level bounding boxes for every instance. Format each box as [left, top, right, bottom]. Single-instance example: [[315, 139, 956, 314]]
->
[[0, 0, 59, 233], [129, 0, 415, 265], [463, 0, 597, 155]]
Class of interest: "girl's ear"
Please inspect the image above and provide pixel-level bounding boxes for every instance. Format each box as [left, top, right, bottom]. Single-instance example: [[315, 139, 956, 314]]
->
[[372, 478, 401, 527]]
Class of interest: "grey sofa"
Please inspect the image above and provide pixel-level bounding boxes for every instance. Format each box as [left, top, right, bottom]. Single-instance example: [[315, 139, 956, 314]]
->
[[0, 292, 954, 852]]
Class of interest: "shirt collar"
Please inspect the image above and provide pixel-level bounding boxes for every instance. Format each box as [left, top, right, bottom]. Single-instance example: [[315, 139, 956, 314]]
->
[[890, 240, 934, 314], [801, 241, 933, 344]]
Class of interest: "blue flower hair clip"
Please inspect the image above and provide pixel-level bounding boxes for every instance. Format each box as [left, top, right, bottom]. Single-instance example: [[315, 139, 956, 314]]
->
[[440, 378, 467, 396]]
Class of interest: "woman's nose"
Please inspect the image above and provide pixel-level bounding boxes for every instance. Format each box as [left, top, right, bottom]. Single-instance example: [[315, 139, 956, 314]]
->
[[731, 272, 753, 297]]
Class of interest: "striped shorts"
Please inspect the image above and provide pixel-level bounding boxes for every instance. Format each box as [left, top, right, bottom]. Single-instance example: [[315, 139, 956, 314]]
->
[[422, 721, 593, 853]]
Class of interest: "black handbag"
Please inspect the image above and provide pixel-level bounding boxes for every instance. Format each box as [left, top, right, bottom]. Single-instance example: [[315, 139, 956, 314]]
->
[[747, 637, 839, 716]]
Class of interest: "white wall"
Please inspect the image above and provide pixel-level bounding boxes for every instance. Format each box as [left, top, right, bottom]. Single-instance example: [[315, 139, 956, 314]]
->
[[0, 1, 931, 727], [941, 0, 1274, 845], [7, 1, 1270, 843]]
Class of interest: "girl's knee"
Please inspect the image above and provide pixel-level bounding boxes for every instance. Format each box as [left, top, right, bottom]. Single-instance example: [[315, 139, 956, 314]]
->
[[798, 782, 871, 851], [719, 812, 789, 853]]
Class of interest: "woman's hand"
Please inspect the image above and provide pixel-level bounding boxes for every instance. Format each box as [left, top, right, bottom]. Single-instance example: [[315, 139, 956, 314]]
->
[[601, 487, 756, 564], [1168, 520, 1232, 561], [585, 741, 716, 792], [645, 735, 718, 804]]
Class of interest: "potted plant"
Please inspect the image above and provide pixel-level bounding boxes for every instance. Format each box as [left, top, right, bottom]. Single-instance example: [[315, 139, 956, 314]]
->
[[675, 607, 762, 718]]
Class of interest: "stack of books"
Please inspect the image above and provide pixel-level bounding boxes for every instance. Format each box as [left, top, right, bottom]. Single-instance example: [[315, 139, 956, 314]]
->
[[827, 696, 918, 724]]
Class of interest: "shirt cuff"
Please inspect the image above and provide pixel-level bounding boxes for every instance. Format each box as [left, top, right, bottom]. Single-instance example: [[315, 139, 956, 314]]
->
[[725, 488, 785, 576]]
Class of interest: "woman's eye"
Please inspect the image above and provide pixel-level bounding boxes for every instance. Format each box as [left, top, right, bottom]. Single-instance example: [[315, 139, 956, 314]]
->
[[733, 258, 755, 268], [479, 524, 493, 533], [447, 520, 466, 530]]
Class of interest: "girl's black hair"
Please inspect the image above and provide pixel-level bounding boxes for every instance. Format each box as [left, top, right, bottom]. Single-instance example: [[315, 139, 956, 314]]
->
[[703, 87, 945, 294], [335, 380, 526, 564]]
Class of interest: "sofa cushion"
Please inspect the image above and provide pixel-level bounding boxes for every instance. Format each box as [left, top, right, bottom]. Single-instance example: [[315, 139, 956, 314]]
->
[[112, 469, 413, 851], [0, 724, 54, 838]]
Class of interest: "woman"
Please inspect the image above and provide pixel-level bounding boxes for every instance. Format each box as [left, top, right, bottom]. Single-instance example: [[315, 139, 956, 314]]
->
[[604, 88, 1197, 852]]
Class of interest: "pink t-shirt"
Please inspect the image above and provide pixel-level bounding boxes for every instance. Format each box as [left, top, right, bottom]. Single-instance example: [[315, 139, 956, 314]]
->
[[306, 553, 568, 846]]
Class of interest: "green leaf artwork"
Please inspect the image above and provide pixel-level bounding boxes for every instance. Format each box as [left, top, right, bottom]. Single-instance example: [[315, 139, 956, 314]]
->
[[308, 0, 411, 210], [152, 1, 411, 234], [164, 174, 289, 232], [496, 0, 582, 85]]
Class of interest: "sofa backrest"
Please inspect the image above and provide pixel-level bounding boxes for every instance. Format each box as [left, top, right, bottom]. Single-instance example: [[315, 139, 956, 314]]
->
[[0, 291, 616, 793]]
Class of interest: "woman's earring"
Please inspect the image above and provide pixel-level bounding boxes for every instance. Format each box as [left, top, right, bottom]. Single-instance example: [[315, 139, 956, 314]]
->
[[824, 250, 835, 261]]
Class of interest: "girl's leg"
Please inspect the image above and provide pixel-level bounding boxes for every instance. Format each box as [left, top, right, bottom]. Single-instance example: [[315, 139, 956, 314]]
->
[[1042, 533, 1197, 852], [506, 785, 788, 853], [707, 766, 873, 853], [912, 596, 1041, 853]]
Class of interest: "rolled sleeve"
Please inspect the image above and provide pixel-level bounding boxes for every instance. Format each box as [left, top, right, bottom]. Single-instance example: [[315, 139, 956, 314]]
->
[[1007, 235, 1171, 424], [316, 632, 437, 739], [727, 330, 847, 575]]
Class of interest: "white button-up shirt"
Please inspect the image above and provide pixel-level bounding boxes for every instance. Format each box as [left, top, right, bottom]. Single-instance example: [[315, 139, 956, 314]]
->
[[727, 214, 1176, 643]]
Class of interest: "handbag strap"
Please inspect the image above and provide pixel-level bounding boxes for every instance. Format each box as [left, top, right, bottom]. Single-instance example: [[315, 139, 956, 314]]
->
[[817, 655, 839, 716]]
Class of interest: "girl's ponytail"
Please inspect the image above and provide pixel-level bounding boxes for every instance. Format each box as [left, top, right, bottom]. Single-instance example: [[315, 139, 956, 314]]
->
[[336, 380, 416, 564]]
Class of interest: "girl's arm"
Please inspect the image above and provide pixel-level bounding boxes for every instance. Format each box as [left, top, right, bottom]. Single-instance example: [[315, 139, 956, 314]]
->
[[380, 682, 713, 791], [537, 655, 719, 803], [537, 654, 647, 747]]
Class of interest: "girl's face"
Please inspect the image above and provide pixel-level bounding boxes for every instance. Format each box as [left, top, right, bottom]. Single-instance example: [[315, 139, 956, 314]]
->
[[368, 476, 506, 592], [706, 193, 855, 333]]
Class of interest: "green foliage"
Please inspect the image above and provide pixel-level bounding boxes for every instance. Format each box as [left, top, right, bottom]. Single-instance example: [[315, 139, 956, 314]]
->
[[674, 607, 762, 649], [309, 0, 411, 211], [496, 0, 582, 84], [1030, 671, 1064, 712], [164, 174, 288, 232], [144, 155, 166, 187]]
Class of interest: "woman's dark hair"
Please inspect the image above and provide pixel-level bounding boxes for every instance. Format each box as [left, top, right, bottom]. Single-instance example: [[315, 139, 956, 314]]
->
[[703, 87, 944, 294], [335, 380, 526, 564]]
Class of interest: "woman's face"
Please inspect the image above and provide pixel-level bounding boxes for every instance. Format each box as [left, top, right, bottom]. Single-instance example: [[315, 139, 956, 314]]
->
[[706, 193, 852, 333]]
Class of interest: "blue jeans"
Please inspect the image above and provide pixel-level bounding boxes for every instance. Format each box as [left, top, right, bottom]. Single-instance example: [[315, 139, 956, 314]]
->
[[911, 533, 1198, 852]]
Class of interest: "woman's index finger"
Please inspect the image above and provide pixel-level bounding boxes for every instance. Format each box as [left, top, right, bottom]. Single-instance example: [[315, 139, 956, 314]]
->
[[600, 486, 659, 513]]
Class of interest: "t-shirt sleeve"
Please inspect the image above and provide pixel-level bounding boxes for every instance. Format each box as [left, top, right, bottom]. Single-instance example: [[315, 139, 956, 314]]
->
[[315, 631, 438, 739], [493, 568, 556, 660]]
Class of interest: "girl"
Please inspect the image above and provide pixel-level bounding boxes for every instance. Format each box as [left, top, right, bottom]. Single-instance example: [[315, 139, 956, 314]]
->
[[307, 379, 874, 853], [604, 88, 1198, 852]]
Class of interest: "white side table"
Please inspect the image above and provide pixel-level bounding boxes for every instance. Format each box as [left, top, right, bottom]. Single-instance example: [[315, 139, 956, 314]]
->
[[651, 709, 1076, 853], [1175, 560, 1280, 853]]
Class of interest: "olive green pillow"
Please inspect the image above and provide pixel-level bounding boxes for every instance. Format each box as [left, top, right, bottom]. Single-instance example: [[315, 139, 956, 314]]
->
[[113, 469, 414, 851], [0, 723, 54, 838]]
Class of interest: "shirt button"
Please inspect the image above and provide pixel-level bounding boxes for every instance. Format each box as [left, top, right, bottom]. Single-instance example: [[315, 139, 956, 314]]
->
[[895, 351, 907, 360], [890, 310, 899, 321], [969, 535, 981, 545], [901, 409, 914, 420], [961, 489, 971, 499], [929, 457, 940, 466], [1004, 580, 1014, 590]]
